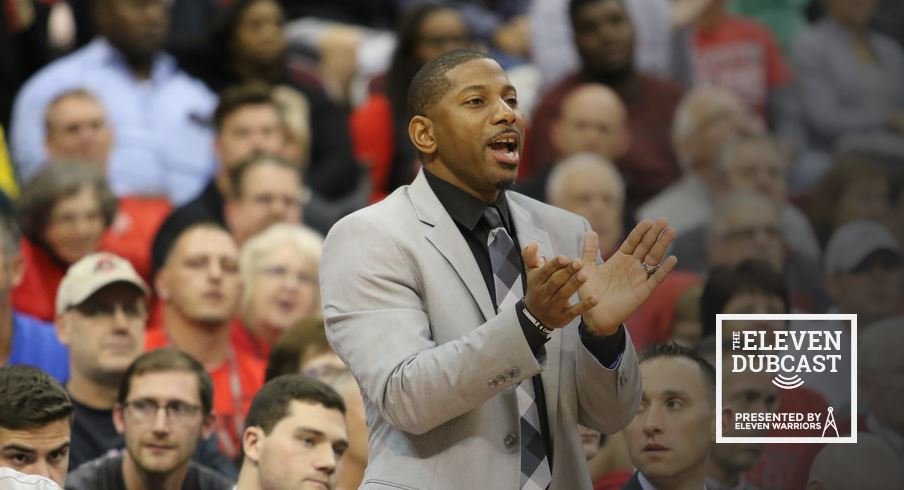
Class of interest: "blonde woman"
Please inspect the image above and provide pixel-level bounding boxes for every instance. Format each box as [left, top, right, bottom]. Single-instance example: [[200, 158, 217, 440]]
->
[[234, 223, 323, 360]]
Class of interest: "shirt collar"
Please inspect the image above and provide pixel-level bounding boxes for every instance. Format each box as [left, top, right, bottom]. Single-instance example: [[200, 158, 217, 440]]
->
[[423, 168, 511, 232], [91, 37, 177, 85]]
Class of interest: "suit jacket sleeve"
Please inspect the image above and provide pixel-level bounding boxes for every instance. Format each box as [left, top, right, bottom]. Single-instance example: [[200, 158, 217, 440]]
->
[[321, 212, 546, 435], [572, 218, 642, 434]]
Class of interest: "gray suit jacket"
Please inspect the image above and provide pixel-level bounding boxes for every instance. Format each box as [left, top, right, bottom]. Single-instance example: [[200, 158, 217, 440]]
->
[[320, 171, 641, 489]]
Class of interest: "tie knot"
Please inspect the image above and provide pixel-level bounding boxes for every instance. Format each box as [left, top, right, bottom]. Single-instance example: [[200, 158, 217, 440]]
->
[[483, 206, 505, 230]]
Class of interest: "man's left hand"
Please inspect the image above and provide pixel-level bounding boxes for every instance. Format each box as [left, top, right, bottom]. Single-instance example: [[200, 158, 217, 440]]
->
[[578, 218, 678, 336]]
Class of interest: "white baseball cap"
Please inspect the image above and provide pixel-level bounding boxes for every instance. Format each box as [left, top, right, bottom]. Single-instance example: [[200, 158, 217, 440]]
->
[[55, 252, 149, 315], [824, 220, 902, 275]]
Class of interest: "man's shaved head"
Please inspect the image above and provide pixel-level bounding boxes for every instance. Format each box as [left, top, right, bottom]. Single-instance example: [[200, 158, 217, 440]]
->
[[407, 49, 491, 118]]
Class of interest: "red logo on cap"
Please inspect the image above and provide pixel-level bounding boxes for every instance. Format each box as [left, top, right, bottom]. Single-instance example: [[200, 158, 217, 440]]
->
[[94, 257, 117, 272]]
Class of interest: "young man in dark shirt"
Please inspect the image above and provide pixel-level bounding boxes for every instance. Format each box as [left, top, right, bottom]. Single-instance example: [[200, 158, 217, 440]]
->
[[65, 348, 234, 490]]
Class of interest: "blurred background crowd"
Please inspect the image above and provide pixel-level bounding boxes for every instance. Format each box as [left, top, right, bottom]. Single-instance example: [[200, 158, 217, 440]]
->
[[0, 0, 903, 489]]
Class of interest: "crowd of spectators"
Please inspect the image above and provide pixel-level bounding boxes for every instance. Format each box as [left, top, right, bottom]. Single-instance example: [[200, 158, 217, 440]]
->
[[2, 0, 903, 488]]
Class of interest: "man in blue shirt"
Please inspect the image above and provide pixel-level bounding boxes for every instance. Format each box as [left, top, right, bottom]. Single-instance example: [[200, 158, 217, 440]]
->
[[10, 0, 216, 205], [0, 215, 68, 382]]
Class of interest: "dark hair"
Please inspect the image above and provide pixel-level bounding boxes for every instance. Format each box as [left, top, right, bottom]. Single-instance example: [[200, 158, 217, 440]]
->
[[213, 81, 281, 132], [16, 161, 117, 245], [700, 259, 790, 338], [407, 48, 489, 118], [641, 342, 716, 401], [0, 213, 21, 260], [265, 317, 333, 381], [118, 348, 215, 415], [227, 153, 300, 199], [569, 0, 621, 23], [245, 374, 345, 435], [206, 0, 286, 81], [0, 365, 74, 430], [384, 3, 468, 190], [160, 221, 233, 269]]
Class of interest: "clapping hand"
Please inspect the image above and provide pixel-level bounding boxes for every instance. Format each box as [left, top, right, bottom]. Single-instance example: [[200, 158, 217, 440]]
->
[[578, 219, 678, 336]]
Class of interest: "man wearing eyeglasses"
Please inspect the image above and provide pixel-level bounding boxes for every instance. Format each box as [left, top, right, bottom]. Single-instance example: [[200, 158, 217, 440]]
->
[[65, 348, 234, 490], [54, 253, 234, 477]]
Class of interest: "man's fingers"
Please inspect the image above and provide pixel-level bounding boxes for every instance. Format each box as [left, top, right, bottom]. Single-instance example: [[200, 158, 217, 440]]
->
[[563, 295, 598, 318], [526, 254, 571, 286], [522, 241, 541, 269], [581, 230, 600, 263], [642, 226, 676, 266], [633, 218, 669, 261], [646, 255, 678, 289], [544, 261, 585, 299], [618, 219, 654, 256]]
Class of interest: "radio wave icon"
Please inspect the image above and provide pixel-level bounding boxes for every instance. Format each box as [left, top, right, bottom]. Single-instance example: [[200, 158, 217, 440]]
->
[[772, 374, 805, 390]]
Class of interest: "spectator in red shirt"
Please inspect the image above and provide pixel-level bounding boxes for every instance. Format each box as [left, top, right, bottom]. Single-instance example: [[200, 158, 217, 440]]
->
[[13, 161, 117, 321], [350, 3, 471, 203], [147, 222, 264, 460], [43, 89, 172, 281], [691, 0, 796, 127], [524, 0, 685, 208]]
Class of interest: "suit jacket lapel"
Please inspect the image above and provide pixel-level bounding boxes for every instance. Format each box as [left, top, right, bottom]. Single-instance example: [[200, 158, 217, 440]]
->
[[508, 195, 562, 442], [408, 172, 496, 321]]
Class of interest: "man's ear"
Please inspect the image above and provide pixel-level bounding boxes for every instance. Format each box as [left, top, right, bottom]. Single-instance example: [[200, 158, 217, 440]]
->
[[201, 413, 217, 440], [719, 407, 732, 442], [113, 404, 126, 434], [55, 312, 72, 347], [242, 426, 264, 465], [409, 115, 437, 157], [155, 268, 171, 301]]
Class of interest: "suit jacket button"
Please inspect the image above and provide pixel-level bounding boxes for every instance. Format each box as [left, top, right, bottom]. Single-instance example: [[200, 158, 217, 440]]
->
[[619, 374, 628, 387], [504, 433, 519, 449], [496, 374, 507, 385], [510, 367, 521, 378], [488, 379, 498, 388]]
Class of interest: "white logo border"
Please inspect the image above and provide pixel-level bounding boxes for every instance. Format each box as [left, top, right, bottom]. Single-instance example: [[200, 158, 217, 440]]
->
[[715, 313, 858, 444]]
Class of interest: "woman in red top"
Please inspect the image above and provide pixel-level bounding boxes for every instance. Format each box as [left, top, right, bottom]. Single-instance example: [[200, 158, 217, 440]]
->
[[350, 4, 471, 202], [13, 161, 117, 321]]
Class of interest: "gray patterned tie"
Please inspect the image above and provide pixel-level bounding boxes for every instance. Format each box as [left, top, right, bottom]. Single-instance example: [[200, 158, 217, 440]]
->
[[483, 206, 552, 490]]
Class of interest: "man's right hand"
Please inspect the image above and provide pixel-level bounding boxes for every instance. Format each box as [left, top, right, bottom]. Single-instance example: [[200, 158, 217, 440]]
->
[[521, 242, 599, 329]]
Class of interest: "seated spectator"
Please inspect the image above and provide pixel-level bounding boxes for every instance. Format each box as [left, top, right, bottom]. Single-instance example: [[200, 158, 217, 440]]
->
[[638, 87, 759, 235], [518, 84, 630, 203], [65, 348, 234, 489], [0, 365, 73, 486], [859, 316, 904, 461], [264, 317, 343, 382], [700, 343, 779, 490], [526, 0, 685, 207], [13, 162, 117, 321], [234, 375, 347, 490], [53, 252, 234, 477], [224, 155, 304, 246], [817, 222, 901, 406], [0, 215, 68, 381], [54, 253, 150, 470], [669, 134, 822, 270], [187, 0, 362, 206], [791, 0, 904, 157], [622, 343, 719, 490], [699, 260, 829, 489], [690, 191, 827, 312], [350, 3, 471, 202], [235, 224, 322, 361], [10, 0, 217, 204], [668, 284, 703, 348], [805, 155, 892, 248], [151, 83, 287, 277], [147, 223, 264, 460], [43, 89, 172, 280], [691, 0, 795, 123], [546, 153, 626, 259], [807, 433, 904, 490]]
